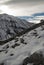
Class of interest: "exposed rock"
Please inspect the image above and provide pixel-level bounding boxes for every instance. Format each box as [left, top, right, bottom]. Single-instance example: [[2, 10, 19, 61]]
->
[[3, 44, 9, 49], [10, 53, 14, 56], [0, 63, 4, 65], [20, 38, 24, 43], [22, 52, 44, 65], [11, 43, 20, 48]]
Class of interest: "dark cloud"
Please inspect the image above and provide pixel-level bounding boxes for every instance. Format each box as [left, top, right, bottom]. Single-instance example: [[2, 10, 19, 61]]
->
[[32, 12, 44, 17], [0, 0, 44, 16], [3, 0, 44, 5]]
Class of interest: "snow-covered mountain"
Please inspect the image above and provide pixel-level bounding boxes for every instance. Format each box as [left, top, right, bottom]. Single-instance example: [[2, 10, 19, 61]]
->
[[0, 14, 34, 41], [0, 20, 44, 65]]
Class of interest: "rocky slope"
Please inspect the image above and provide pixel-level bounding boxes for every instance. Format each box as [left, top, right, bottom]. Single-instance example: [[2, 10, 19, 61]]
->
[[0, 20, 44, 65], [0, 14, 34, 41]]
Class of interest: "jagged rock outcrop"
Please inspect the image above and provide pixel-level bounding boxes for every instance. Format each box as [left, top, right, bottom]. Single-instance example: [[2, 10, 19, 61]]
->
[[23, 51, 44, 65]]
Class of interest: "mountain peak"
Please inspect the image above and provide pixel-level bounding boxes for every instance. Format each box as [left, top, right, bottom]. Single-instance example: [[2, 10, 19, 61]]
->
[[0, 14, 33, 41]]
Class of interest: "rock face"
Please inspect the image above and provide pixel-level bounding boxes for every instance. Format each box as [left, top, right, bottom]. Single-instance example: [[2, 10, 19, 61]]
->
[[29, 53, 44, 65], [0, 14, 33, 41], [23, 50, 44, 65]]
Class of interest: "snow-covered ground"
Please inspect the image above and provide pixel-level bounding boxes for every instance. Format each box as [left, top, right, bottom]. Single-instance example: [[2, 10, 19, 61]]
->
[[0, 25, 44, 65]]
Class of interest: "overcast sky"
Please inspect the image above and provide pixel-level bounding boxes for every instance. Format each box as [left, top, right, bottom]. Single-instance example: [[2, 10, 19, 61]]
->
[[0, 0, 44, 16]]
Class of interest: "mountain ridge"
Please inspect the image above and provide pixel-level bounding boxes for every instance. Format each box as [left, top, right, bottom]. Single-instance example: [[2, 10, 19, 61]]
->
[[0, 14, 34, 41]]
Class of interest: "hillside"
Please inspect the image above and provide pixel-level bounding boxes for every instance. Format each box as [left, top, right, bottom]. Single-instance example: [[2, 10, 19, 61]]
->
[[0, 14, 34, 41], [0, 20, 44, 65]]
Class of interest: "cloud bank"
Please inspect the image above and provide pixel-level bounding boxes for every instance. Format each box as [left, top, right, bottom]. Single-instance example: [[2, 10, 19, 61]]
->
[[0, 0, 44, 23], [0, 0, 44, 16]]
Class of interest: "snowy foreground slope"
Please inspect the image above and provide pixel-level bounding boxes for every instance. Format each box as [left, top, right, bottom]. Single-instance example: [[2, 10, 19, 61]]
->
[[0, 24, 44, 65], [0, 14, 33, 41]]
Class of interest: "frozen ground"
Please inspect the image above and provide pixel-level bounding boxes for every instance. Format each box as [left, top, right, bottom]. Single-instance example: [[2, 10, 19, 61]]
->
[[0, 25, 44, 65]]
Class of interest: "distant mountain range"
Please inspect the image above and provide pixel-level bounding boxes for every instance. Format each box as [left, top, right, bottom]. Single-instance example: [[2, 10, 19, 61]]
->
[[18, 12, 44, 23], [17, 16, 33, 20]]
